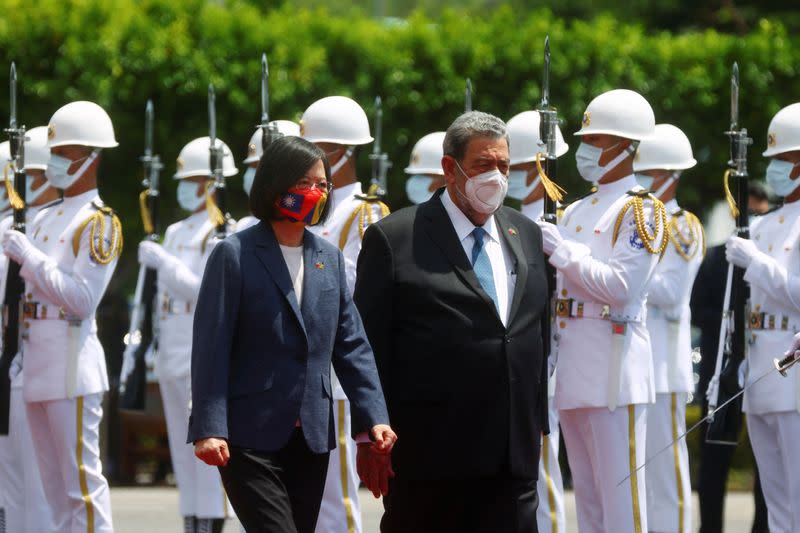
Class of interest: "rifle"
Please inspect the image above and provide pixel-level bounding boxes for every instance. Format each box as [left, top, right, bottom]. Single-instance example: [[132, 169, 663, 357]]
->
[[0, 62, 27, 435], [208, 84, 230, 237], [368, 96, 391, 198], [465, 78, 473, 112], [706, 62, 752, 445], [258, 52, 280, 152], [120, 100, 162, 411], [536, 36, 566, 372]]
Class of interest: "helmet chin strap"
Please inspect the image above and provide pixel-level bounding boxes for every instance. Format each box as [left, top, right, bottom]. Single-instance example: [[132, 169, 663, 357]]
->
[[653, 172, 679, 199], [329, 147, 353, 176]]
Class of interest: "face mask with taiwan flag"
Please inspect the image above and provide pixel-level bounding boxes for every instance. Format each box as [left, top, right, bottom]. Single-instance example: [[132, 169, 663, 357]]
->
[[277, 186, 328, 225]]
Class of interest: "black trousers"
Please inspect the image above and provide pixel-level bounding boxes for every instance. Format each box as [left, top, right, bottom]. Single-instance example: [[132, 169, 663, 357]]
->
[[218, 429, 330, 533], [380, 475, 539, 533]]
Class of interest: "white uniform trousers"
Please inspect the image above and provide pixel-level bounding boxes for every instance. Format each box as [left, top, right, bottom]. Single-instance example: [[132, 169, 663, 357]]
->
[[159, 375, 232, 519], [0, 386, 52, 532], [746, 411, 800, 533], [315, 399, 362, 533], [645, 393, 691, 533], [25, 393, 112, 532], [537, 401, 566, 533], [560, 405, 648, 533]]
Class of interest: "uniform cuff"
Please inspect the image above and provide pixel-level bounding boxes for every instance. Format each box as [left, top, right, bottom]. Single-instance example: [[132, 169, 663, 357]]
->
[[355, 432, 371, 445]]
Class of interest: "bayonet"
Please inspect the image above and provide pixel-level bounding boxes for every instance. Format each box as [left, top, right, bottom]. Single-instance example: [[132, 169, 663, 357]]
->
[[369, 96, 391, 197], [208, 83, 217, 149], [9, 62, 16, 130], [261, 53, 269, 129], [465, 78, 472, 112]]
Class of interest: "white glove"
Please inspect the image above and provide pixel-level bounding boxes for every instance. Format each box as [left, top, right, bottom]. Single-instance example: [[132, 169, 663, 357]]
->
[[138, 241, 172, 269], [737, 359, 748, 389], [725, 236, 764, 269], [536, 220, 564, 256], [785, 332, 800, 364], [2, 229, 37, 265]]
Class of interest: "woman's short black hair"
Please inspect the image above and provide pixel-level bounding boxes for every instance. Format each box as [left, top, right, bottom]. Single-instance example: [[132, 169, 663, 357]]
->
[[249, 135, 332, 224]]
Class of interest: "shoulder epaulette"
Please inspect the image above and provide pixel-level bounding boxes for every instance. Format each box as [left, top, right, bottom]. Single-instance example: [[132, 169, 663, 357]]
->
[[339, 199, 391, 251], [611, 191, 668, 256], [668, 209, 706, 260], [72, 199, 123, 262]]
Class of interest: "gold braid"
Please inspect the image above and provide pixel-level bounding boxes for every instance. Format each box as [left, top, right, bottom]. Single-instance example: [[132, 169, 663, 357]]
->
[[668, 211, 706, 261], [73, 206, 124, 264], [612, 193, 668, 255], [339, 200, 391, 251]]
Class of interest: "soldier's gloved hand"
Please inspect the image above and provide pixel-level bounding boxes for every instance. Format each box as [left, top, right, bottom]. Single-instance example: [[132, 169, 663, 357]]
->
[[785, 332, 800, 364], [725, 236, 765, 269], [536, 220, 563, 255], [705, 374, 719, 405], [138, 240, 172, 269], [2, 229, 44, 266]]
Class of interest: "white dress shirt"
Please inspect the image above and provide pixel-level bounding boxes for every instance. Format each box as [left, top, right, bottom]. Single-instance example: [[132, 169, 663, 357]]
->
[[441, 189, 514, 326], [279, 243, 305, 306]]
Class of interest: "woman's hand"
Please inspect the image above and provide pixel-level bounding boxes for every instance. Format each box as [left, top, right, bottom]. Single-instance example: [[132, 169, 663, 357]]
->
[[194, 437, 230, 466], [370, 424, 397, 454]]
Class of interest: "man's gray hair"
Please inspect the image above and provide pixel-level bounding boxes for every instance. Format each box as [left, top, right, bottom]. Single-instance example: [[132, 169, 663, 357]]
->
[[443, 111, 508, 162]]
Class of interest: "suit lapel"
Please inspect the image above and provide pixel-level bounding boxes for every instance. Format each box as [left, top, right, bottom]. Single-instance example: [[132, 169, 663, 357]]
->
[[494, 209, 528, 323], [253, 222, 306, 335], [300, 232, 327, 320], [421, 191, 501, 323]]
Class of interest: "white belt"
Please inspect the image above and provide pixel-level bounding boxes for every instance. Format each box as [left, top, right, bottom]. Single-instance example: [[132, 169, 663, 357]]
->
[[162, 297, 194, 315], [748, 310, 799, 332], [555, 298, 644, 323]]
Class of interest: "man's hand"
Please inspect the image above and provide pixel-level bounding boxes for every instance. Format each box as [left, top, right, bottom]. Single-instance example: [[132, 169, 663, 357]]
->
[[357, 443, 395, 498], [785, 332, 800, 364], [535, 220, 563, 256], [725, 236, 765, 269], [2, 229, 36, 265], [370, 424, 397, 454], [138, 240, 171, 270], [194, 437, 230, 467]]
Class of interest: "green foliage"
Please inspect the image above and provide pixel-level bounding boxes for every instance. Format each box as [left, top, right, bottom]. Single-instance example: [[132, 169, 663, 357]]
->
[[1, 1, 799, 290]]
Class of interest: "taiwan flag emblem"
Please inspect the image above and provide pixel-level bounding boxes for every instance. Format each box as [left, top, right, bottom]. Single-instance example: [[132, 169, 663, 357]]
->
[[278, 189, 328, 225]]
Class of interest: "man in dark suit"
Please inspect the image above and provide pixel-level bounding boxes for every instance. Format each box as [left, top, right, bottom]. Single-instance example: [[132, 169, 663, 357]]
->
[[354, 111, 549, 533]]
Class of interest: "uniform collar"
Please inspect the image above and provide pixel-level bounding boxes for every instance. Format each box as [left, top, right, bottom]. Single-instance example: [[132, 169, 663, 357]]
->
[[596, 174, 638, 198], [440, 187, 500, 244], [330, 181, 362, 214]]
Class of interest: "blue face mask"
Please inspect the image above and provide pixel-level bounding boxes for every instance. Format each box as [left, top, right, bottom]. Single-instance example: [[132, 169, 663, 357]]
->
[[405, 174, 434, 204], [243, 167, 256, 197], [507, 170, 541, 201], [766, 159, 800, 197], [635, 174, 654, 191]]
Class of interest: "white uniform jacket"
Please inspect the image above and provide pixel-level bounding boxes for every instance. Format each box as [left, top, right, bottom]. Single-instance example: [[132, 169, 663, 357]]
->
[[742, 200, 800, 414], [646, 199, 704, 394], [155, 211, 216, 380], [550, 175, 664, 410], [20, 190, 120, 402]]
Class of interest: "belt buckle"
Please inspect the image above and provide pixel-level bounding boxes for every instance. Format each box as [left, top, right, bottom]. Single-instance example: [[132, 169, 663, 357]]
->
[[601, 305, 610, 320], [22, 301, 38, 320], [556, 298, 573, 318], [749, 311, 764, 330]]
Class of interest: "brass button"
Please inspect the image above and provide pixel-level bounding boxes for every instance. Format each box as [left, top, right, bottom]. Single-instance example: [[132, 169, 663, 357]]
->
[[779, 215, 785, 224], [559, 320, 566, 329], [591, 198, 599, 205], [43, 236, 48, 242], [56, 210, 63, 216], [768, 244, 773, 252], [575, 225, 582, 233], [23, 321, 30, 328], [561, 289, 568, 297], [26, 293, 32, 300]]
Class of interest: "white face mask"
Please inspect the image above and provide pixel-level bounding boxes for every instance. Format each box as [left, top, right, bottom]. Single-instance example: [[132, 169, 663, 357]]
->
[[405, 174, 434, 204], [243, 167, 256, 197], [177, 180, 205, 212], [25, 173, 50, 205], [329, 148, 353, 176], [575, 141, 635, 183], [766, 159, 799, 197], [455, 161, 508, 214], [45, 151, 97, 190], [507, 169, 541, 200]]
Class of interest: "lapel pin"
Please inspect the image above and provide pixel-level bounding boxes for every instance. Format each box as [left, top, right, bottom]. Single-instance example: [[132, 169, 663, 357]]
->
[[315, 261, 325, 270], [508, 227, 517, 236]]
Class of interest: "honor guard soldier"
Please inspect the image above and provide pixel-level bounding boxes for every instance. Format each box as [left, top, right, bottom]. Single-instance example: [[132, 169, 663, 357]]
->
[[237, 120, 301, 232], [507, 109, 569, 533], [0, 127, 59, 532], [136, 136, 237, 533], [1, 101, 123, 532], [634, 124, 704, 533], [301, 95, 388, 533], [725, 103, 800, 532], [537, 89, 666, 533], [404, 131, 445, 205]]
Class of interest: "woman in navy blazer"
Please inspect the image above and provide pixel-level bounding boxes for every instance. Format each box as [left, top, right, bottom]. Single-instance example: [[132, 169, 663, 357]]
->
[[188, 136, 395, 533]]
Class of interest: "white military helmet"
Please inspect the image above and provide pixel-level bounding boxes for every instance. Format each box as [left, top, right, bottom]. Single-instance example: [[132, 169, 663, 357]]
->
[[0, 141, 9, 165], [46, 101, 118, 148], [300, 96, 373, 145], [507, 110, 569, 165], [243, 120, 301, 164], [22, 126, 50, 171], [174, 137, 238, 179], [574, 89, 656, 141], [405, 132, 446, 175], [763, 103, 800, 157], [634, 124, 697, 172]]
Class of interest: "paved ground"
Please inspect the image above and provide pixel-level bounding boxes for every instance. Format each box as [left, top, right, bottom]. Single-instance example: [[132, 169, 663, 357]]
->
[[111, 486, 758, 532]]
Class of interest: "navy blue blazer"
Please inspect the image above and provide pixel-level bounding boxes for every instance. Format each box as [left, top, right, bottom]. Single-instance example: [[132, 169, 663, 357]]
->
[[187, 221, 389, 454]]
